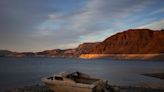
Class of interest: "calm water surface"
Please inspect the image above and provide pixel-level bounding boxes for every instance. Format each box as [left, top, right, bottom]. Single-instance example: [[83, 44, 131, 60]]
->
[[0, 57, 164, 91]]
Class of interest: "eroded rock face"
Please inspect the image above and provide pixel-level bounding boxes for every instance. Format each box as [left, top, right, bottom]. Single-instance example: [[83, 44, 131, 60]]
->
[[89, 29, 164, 54], [76, 42, 100, 54]]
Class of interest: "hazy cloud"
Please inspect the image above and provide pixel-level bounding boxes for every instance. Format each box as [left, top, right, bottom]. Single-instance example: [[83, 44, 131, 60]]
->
[[138, 19, 164, 30]]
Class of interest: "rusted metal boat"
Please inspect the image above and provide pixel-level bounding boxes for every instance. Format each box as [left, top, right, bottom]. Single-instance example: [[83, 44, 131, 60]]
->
[[42, 71, 110, 92]]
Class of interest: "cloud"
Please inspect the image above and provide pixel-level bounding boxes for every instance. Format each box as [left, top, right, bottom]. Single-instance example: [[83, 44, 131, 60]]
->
[[62, 0, 153, 42], [68, 0, 152, 32], [31, 0, 154, 51], [85, 0, 152, 18], [150, 8, 164, 15], [38, 0, 153, 38], [138, 19, 164, 30], [0, 0, 57, 31]]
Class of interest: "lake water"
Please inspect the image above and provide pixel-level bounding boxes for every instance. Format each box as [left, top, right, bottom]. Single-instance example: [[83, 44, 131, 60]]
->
[[0, 57, 164, 91]]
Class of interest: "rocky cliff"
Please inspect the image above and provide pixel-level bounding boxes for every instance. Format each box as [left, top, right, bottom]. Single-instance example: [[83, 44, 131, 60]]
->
[[89, 29, 164, 54]]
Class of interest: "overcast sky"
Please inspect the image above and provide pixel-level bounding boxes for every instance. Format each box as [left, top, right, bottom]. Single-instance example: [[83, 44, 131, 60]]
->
[[0, 0, 164, 52]]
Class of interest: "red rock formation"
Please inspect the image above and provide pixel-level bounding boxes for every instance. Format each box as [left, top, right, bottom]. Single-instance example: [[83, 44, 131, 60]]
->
[[90, 29, 164, 54]]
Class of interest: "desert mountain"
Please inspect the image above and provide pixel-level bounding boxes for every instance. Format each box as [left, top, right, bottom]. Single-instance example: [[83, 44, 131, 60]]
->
[[89, 29, 164, 54]]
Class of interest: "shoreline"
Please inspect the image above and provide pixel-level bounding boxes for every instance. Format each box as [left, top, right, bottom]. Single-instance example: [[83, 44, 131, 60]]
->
[[142, 73, 164, 80], [79, 54, 164, 60], [1, 54, 164, 61], [6, 84, 164, 92]]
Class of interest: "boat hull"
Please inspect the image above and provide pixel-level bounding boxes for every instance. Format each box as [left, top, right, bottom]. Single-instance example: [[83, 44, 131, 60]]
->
[[44, 82, 94, 92]]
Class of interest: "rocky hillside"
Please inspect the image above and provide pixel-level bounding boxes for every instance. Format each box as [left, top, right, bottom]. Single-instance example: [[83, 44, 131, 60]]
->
[[33, 43, 99, 57], [89, 29, 164, 54]]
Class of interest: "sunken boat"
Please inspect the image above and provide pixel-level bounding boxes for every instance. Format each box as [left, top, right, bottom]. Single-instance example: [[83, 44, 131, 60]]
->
[[41, 71, 110, 92]]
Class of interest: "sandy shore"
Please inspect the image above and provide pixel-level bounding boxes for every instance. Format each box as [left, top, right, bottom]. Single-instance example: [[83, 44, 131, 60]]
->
[[5, 85, 53, 92], [6, 84, 164, 92], [79, 54, 164, 60]]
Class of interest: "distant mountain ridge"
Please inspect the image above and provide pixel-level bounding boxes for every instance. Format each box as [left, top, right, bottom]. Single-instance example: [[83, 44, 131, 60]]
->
[[0, 50, 15, 57], [0, 29, 164, 59], [0, 42, 99, 57]]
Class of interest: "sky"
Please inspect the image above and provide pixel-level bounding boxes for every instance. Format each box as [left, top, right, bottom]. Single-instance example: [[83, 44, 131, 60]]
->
[[0, 0, 164, 52]]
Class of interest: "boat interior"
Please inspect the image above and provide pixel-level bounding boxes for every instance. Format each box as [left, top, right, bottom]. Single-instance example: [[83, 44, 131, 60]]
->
[[66, 72, 100, 84]]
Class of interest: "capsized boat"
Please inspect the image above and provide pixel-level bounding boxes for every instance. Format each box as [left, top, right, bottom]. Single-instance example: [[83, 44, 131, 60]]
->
[[41, 71, 111, 92]]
